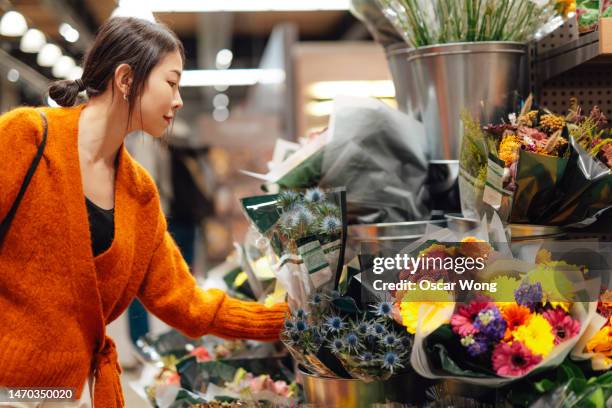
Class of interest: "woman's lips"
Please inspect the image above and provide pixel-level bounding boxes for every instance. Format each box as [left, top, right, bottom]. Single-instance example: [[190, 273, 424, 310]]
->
[[163, 116, 172, 124]]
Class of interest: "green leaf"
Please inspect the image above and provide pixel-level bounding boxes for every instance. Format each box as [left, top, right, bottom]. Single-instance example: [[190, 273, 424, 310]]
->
[[534, 378, 556, 393]]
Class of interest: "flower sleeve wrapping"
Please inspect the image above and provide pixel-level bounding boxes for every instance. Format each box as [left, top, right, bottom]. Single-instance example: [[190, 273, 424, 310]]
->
[[138, 216, 288, 341]]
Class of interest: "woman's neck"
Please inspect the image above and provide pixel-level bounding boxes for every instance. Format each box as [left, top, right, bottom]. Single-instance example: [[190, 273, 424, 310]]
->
[[78, 94, 131, 167]]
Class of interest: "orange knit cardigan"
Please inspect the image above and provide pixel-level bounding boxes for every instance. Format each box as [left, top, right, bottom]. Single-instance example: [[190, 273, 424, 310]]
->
[[0, 104, 288, 407]]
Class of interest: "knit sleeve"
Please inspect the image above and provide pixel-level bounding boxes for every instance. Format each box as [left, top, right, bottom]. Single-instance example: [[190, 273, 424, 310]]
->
[[0, 107, 44, 220], [137, 217, 288, 341]]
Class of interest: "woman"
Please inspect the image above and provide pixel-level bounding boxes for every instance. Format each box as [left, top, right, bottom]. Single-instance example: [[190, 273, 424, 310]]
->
[[0, 17, 287, 407]]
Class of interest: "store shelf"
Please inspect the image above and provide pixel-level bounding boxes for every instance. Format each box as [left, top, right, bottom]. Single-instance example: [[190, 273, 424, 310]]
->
[[535, 18, 612, 83]]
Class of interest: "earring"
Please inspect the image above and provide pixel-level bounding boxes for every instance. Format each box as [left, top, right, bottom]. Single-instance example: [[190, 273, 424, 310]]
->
[[123, 93, 128, 101]]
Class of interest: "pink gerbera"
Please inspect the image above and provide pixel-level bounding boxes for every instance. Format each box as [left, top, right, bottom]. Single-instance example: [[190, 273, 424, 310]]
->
[[543, 308, 581, 345], [492, 341, 543, 377], [451, 301, 492, 336]]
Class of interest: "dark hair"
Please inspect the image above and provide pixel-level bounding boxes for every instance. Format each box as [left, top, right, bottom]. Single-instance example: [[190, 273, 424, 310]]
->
[[48, 17, 184, 119]]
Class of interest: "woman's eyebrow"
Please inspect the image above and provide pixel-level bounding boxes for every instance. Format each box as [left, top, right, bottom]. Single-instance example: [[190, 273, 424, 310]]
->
[[170, 69, 182, 78]]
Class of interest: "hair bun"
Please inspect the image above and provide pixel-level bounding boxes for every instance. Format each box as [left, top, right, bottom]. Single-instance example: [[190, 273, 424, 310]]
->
[[47, 79, 82, 107]]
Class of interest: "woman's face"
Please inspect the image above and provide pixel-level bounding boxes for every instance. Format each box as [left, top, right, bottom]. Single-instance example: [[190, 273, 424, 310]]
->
[[133, 49, 184, 137]]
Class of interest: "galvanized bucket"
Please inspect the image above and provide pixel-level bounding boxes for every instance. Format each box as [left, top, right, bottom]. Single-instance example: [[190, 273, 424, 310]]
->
[[385, 44, 420, 121], [407, 42, 527, 161], [299, 368, 429, 407]]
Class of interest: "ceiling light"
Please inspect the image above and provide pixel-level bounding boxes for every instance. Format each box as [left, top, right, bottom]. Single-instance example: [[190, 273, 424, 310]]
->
[[20, 29, 46, 53], [215, 49, 233, 69], [148, 0, 350, 12], [52, 56, 76, 78], [7, 68, 20, 83], [213, 93, 229, 108], [59, 23, 79, 43], [67, 66, 84, 81], [180, 69, 285, 87], [308, 80, 395, 100], [0, 11, 28, 37], [37, 44, 62, 67], [213, 106, 230, 122]]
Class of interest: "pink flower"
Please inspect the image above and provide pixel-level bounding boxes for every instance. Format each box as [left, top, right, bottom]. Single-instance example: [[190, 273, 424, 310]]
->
[[272, 380, 290, 397], [543, 308, 581, 345], [492, 341, 543, 377], [189, 346, 212, 362], [451, 301, 491, 337]]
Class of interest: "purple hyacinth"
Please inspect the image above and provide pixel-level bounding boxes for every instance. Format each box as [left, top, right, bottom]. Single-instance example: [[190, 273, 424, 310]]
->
[[474, 306, 507, 342], [461, 333, 489, 357], [514, 282, 543, 310]]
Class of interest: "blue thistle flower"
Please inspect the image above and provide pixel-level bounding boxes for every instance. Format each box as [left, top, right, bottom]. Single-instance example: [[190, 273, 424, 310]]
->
[[360, 352, 374, 363], [290, 332, 300, 343], [373, 323, 386, 337], [304, 188, 326, 203], [400, 336, 412, 348], [381, 334, 398, 348], [294, 207, 315, 226], [372, 301, 394, 318], [356, 322, 369, 336], [324, 315, 345, 333], [296, 309, 306, 319], [381, 351, 404, 373], [320, 216, 341, 233], [344, 332, 360, 352], [295, 320, 308, 332], [310, 293, 323, 305], [277, 190, 300, 209], [329, 338, 344, 354], [284, 320, 294, 331]]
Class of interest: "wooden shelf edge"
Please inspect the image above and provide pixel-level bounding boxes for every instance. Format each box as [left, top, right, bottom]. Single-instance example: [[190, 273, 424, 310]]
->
[[601, 18, 612, 54]]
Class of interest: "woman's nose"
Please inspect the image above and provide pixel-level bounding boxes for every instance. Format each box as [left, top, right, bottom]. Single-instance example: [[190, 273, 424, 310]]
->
[[173, 91, 183, 110]]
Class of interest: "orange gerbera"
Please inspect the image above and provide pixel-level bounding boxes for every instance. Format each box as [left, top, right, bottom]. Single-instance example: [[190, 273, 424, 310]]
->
[[586, 318, 612, 356], [501, 303, 532, 341]]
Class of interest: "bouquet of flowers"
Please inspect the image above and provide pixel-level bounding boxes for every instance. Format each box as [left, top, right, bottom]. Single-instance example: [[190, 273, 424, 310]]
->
[[375, 0, 574, 48], [572, 290, 612, 371], [241, 188, 347, 309], [402, 249, 599, 386], [461, 96, 612, 225], [281, 290, 414, 382]]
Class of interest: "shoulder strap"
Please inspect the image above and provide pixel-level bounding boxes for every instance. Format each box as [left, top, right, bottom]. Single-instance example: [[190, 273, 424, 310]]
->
[[0, 110, 48, 245]]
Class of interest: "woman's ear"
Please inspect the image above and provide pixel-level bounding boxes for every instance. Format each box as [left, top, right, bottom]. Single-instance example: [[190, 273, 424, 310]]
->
[[114, 63, 133, 98]]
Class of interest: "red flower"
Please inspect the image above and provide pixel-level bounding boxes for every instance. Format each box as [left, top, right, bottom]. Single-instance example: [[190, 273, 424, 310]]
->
[[543, 308, 581, 345], [451, 301, 491, 337], [492, 341, 543, 377], [189, 346, 212, 362]]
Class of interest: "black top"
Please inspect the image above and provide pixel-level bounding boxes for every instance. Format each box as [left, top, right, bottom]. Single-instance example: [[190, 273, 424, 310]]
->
[[85, 198, 115, 257]]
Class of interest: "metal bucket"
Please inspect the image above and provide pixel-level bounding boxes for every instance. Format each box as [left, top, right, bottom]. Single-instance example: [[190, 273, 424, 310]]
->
[[385, 44, 420, 121], [299, 368, 429, 407], [407, 42, 527, 161]]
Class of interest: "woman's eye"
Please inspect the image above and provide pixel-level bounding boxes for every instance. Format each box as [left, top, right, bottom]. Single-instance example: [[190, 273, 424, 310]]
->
[[168, 81, 177, 87]]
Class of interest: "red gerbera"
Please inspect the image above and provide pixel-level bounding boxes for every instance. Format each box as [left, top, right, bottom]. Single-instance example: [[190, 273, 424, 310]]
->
[[492, 341, 543, 377], [543, 308, 581, 345]]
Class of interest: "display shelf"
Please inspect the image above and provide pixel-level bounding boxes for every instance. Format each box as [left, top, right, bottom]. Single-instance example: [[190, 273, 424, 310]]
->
[[535, 18, 612, 84]]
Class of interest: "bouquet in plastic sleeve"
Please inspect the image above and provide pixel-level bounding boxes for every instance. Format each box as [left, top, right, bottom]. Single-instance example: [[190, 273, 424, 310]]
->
[[478, 97, 611, 225], [243, 97, 430, 224], [403, 246, 600, 386], [375, 0, 573, 48], [572, 290, 612, 371], [281, 290, 414, 382], [240, 188, 347, 310]]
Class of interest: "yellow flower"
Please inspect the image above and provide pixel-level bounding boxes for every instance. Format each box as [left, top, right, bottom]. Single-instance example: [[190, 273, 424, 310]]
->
[[499, 132, 522, 166], [540, 114, 566, 132], [586, 318, 612, 356], [555, 0, 576, 16], [512, 314, 555, 357], [399, 287, 454, 335], [535, 248, 552, 264]]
